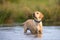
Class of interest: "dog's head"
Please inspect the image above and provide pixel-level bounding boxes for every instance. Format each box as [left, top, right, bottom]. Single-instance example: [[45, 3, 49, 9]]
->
[[33, 11, 44, 20]]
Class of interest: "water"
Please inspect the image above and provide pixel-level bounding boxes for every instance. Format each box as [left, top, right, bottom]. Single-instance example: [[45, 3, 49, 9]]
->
[[0, 26, 60, 40]]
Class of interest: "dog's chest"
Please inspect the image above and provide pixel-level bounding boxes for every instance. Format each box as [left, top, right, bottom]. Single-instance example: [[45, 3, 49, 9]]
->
[[33, 20, 42, 27]]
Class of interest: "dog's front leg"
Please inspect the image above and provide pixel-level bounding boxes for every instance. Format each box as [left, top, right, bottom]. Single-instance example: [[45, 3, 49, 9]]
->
[[40, 26, 42, 34], [40, 22, 43, 34]]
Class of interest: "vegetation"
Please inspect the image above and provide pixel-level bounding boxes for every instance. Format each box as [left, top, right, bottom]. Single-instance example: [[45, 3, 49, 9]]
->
[[0, 0, 60, 26]]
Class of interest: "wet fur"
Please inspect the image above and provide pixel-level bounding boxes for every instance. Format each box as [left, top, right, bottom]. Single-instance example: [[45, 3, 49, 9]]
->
[[23, 11, 44, 35]]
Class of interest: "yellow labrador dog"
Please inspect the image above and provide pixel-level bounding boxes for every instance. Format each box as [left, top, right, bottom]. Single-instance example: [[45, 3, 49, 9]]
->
[[23, 11, 44, 35]]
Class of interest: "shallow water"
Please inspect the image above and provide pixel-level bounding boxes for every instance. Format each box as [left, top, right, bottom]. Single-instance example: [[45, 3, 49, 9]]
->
[[0, 26, 60, 40]]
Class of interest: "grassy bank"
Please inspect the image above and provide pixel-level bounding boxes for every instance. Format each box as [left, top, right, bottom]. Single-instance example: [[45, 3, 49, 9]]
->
[[0, 0, 60, 26]]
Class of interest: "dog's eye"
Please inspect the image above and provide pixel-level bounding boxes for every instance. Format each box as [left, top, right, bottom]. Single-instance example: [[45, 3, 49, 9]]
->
[[37, 13, 39, 14]]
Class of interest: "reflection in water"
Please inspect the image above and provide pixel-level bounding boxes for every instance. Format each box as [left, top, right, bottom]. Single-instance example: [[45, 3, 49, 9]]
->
[[35, 34, 42, 38], [25, 32, 42, 38], [38, 34, 42, 38], [0, 26, 60, 40]]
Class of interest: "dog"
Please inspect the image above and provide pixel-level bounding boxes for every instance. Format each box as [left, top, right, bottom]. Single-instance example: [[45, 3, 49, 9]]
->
[[23, 11, 44, 35]]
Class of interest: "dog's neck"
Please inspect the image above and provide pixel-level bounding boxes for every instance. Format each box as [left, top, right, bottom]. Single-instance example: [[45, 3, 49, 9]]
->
[[34, 18, 42, 23]]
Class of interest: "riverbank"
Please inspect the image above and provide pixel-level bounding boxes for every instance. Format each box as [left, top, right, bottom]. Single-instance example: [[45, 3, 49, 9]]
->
[[0, 23, 23, 27], [0, 23, 60, 27]]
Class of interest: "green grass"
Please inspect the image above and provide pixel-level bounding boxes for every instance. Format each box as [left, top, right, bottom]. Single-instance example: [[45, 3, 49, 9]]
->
[[0, 0, 60, 26]]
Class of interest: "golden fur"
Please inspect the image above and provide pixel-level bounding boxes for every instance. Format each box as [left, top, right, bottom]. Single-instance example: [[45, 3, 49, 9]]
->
[[23, 11, 44, 35]]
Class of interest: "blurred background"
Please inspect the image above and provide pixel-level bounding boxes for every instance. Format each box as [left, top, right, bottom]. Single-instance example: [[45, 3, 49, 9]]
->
[[0, 0, 60, 26]]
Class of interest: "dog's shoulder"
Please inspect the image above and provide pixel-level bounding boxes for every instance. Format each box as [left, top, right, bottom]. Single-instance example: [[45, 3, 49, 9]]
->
[[23, 19, 33, 24], [27, 19, 33, 21]]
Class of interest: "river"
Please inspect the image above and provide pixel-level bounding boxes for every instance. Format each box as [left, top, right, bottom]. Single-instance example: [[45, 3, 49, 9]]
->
[[0, 26, 60, 40]]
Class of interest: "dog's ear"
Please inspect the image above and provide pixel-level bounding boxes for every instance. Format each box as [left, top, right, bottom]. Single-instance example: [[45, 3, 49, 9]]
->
[[39, 12, 44, 20], [32, 13, 35, 18]]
